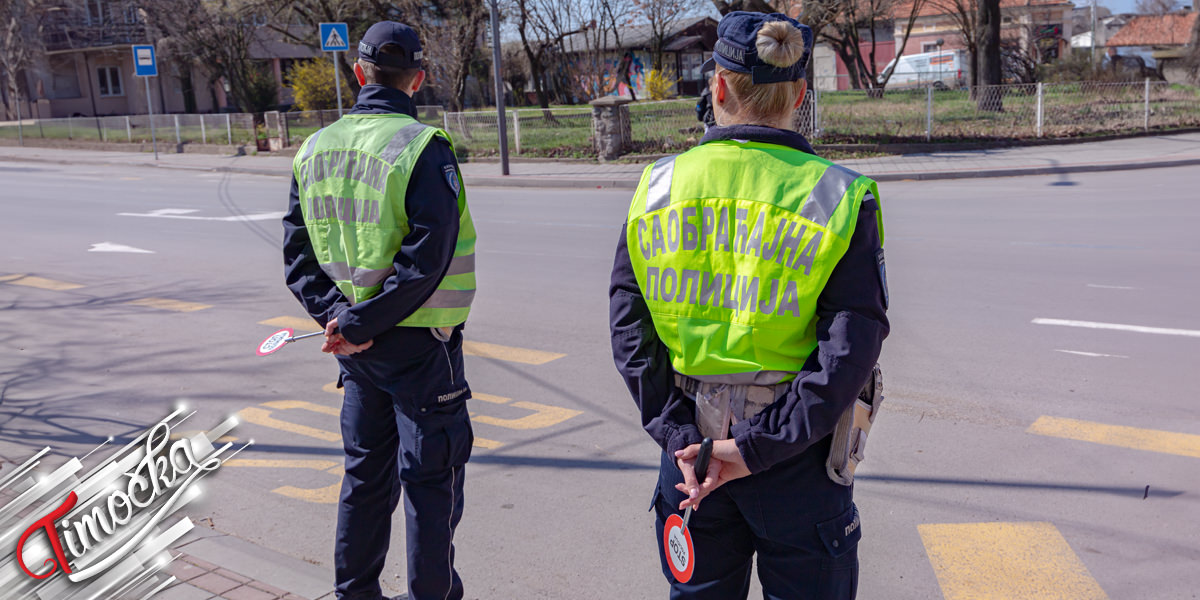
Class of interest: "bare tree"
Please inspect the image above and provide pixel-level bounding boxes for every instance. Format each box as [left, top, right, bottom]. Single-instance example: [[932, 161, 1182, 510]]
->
[[1134, 0, 1181, 15], [263, 0, 399, 97], [709, 0, 775, 14], [929, 0, 981, 89], [635, 0, 701, 71], [803, 0, 927, 90], [139, 0, 276, 113], [398, 0, 487, 111], [511, 0, 588, 109], [0, 0, 51, 120], [1187, 5, 1200, 84]]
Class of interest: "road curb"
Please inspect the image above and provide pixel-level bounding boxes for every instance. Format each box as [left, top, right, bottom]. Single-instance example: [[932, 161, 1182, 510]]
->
[[176, 533, 334, 599], [4, 150, 1199, 188]]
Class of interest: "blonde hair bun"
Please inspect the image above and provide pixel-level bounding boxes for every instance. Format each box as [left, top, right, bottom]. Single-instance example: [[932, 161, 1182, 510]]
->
[[756, 21, 806, 68]]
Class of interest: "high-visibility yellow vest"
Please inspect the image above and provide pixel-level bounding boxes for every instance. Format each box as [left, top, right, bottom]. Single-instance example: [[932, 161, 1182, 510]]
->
[[626, 139, 882, 383], [293, 113, 476, 327]]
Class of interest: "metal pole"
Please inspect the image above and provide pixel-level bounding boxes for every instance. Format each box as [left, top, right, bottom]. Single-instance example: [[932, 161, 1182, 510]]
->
[[68, 116, 73, 139], [126, 116, 132, 142], [226, 113, 232, 145], [1090, 0, 1098, 64], [1143, 78, 1150, 132], [489, 0, 510, 175], [513, 110, 521, 155], [200, 115, 207, 144], [1036, 82, 1044, 138], [334, 51, 343, 118], [145, 77, 158, 160], [925, 86, 932, 142], [16, 92, 23, 146], [174, 114, 181, 145]]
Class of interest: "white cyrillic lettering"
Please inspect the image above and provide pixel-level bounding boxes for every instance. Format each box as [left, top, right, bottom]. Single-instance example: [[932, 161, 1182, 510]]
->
[[701, 207, 715, 250], [793, 231, 823, 274], [745, 215, 764, 258], [638, 220, 651, 259], [733, 208, 749, 254], [758, 279, 779, 313], [681, 207, 698, 251], [777, 281, 801, 317], [739, 276, 759, 313], [661, 267, 677, 302], [667, 209, 680, 253], [678, 269, 700, 304], [722, 274, 737, 309], [651, 215, 667, 257], [777, 222, 808, 267], [715, 208, 730, 252], [645, 267, 659, 301], [699, 271, 722, 307]]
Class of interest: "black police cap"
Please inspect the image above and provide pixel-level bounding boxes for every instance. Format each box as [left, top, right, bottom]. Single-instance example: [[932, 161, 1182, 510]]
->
[[701, 12, 814, 84], [357, 21, 423, 69]]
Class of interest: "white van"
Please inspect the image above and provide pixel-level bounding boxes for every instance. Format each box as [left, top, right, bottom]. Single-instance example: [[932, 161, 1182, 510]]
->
[[879, 49, 970, 89]]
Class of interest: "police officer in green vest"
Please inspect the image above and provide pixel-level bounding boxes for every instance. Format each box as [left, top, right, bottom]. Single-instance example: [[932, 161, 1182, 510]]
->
[[282, 21, 476, 600], [609, 12, 889, 599]]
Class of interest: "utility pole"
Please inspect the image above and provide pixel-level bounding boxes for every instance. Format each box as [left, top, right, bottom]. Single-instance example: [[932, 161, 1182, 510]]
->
[[489, 0, 510, 176]]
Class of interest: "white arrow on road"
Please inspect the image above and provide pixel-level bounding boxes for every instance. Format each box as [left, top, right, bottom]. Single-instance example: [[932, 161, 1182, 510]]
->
[[89, 242, 155, 254], [118, 208, 285, 221]]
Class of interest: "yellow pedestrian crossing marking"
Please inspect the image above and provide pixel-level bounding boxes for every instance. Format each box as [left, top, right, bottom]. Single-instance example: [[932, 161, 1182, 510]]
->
[[469, 393, 583, 430], [0, 274, 84, 291], [225, 459, 340, 470], [238, 406, 341, 443], [1028, 416, 1200, 459], [259, 316, 322, 332], [919, 522, 1108, 600], [463, 340, 565, 365], [125, 297, 212, 312]]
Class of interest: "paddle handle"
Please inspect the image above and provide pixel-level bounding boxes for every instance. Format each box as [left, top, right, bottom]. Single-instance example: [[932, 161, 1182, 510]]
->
[[681, 437, 713, 530], [287, 331, 324, 342]]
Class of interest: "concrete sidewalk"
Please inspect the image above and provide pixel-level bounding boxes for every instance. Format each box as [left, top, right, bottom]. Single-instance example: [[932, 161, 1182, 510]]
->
[[2, 132, 1199, 188]]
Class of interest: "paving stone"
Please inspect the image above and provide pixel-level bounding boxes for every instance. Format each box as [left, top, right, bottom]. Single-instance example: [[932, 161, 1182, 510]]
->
[[220, 584, 278, 600], [215, 568, 253, 584], [165, 560, 208, 582], [180, 555, 220, 572], [247, 581, 291, 596], [190, 572, 242, 596], [152, 582, 216, 600]]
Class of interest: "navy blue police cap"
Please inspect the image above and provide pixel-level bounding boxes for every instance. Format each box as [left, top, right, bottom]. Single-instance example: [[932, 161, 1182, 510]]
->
[[702, 12, 813, 84], [358, 21, 423, 69]]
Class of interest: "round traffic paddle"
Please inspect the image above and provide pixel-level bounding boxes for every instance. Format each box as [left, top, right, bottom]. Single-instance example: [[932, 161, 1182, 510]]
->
[[256, 328, 323, 356], [663, 437, 713, 584]]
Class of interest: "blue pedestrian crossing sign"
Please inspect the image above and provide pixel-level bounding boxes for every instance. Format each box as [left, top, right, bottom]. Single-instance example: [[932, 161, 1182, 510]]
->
[[320, 23, 350, 52], [132, 45, 157, 77]]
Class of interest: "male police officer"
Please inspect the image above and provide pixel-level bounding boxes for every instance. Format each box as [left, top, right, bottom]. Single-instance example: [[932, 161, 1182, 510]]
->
[[282, 21, 476, 600], [610, 12, 888, 599]]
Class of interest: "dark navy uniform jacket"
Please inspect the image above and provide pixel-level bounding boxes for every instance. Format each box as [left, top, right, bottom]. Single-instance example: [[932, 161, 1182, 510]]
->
[[283, 84, 461, 360], [609, 124, 890, 474]]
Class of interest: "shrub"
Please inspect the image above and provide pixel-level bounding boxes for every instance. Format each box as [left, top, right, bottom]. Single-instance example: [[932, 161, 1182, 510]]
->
[[287, 59, 354, 111], [646, 68, 680, 101]]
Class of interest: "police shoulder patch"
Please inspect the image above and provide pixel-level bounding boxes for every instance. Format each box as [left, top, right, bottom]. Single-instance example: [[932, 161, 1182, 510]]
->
[[442, 164, 460, 196]]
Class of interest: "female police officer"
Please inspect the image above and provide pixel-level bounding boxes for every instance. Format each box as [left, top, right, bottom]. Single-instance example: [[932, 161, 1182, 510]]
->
[[609, 11, 889, 599]]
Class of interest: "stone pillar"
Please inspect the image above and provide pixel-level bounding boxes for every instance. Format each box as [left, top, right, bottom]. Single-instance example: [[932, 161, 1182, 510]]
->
[[590, 95, 633, 161]]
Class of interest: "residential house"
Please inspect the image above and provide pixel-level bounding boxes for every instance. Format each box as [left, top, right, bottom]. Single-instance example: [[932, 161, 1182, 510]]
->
[[21, 1, 317, 119], [896, 0, 1075, 65], [1105, 11, 1198, 83], [558, 16, 718, 99]]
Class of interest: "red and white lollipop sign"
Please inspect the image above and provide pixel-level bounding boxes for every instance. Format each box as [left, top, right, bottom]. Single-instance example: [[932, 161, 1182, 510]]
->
[[256, 328, 323, 356], [663, 437, 712, 584]]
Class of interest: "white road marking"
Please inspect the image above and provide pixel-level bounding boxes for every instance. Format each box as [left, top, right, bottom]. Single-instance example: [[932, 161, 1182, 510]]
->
[[1054, 349, 1129, 358], [88, 242, 154, 254], [1034, 318, 1200, 338], [1087, 284, 1137, 290], [118, 208, 285, 221]]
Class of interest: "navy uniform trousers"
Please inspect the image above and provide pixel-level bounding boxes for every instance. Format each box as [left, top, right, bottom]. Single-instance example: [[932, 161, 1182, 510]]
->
[[333, 327, 474, 600], [653, 435, 861, 600]]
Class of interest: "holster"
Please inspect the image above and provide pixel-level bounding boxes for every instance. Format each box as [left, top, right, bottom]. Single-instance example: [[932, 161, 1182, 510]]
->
[[826, 364, 884, 486]]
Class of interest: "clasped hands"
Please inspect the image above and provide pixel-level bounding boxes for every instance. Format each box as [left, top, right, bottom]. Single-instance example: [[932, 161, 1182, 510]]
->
[[322, 318, 374, 355], [674, 438, 751, 512]]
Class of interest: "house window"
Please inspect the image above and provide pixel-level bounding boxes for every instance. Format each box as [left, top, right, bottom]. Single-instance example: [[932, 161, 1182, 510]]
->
[[922, 42, 941, 53], [87, 0, 104, 25], [97, 66, 123, 97], [680, 52, 704, 81]]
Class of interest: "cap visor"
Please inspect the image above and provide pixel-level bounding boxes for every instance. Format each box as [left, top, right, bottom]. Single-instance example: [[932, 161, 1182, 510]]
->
[[701, 57, 715, 73]]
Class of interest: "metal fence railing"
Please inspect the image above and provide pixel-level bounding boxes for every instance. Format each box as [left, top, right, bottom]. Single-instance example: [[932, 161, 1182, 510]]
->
[[0, 113, 256, 146], [2, 83, 1197, 156]]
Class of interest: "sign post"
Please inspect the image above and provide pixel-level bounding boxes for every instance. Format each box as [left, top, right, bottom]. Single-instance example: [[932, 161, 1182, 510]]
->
[[320, 23, 350, 118], [132, 45, 159, 160]]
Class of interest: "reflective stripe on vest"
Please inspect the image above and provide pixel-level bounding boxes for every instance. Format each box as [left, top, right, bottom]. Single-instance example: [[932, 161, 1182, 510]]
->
[[626, 139, 881, 382], [294, 113, 476, 328]]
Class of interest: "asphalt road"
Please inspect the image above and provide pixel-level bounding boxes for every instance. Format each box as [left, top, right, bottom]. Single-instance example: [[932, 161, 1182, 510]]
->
[[1, 159, 1197, 599]]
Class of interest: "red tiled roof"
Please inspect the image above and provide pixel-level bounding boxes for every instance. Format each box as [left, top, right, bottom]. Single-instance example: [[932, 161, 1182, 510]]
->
[[1106, 12, 1198, 47]]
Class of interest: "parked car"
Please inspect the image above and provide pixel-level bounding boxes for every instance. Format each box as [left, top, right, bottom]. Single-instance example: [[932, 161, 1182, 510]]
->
[[879, 49, 970, 89]]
